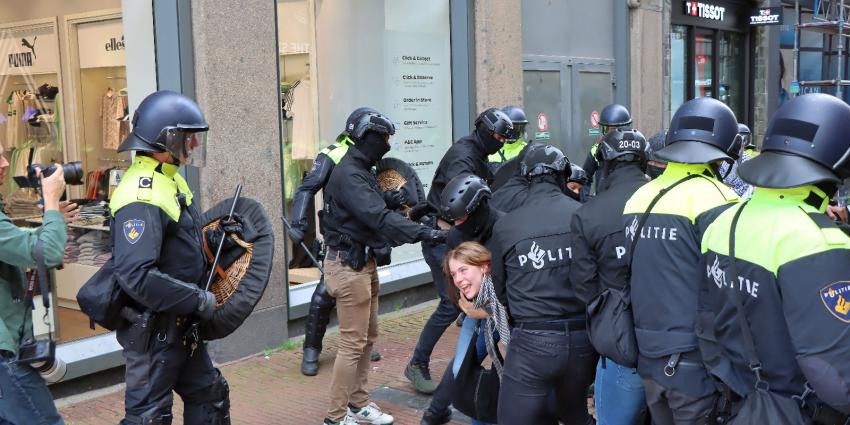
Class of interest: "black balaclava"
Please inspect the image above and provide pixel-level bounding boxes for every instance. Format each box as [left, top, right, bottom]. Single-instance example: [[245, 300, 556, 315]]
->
[[455, 201, 491, 237], [475, 127, 504, 155], [647, 164, 666, 180], [354, 130, 390, 164]]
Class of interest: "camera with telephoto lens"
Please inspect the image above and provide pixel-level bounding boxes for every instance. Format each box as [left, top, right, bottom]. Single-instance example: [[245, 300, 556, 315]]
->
[[14, 161, 84, 188], [17, 337, 66, 383]]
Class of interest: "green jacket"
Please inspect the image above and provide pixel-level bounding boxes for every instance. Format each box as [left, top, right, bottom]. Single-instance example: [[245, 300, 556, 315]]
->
[[0, 210, 66, 355]]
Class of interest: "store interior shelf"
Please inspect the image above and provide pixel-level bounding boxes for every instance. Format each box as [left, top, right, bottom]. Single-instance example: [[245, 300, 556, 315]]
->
[[25, 217, 109, 231], [799, 79, 850, 86], [798, 21, 850, 35]]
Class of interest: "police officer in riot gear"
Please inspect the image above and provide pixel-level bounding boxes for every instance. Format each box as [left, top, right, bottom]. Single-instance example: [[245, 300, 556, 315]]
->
[[646, 131, 668, 179], [405, 108, 512, 394], [288, 107, 388, 376], [718, 123, 755, 199], [739, 123, 758, 157], [567, 163, 590, 202], [421, 174, 504, 425], [584, 103, 633, 191], [110, 90, 230, 425], [698, 93, 850, 423], [490, 144, 597, 424], [321, 110, 446, 425], [571, 128, 651, 425], [623, 97, 740, 425], [442, 174, 503, 249], [488, 105, 529, 173]]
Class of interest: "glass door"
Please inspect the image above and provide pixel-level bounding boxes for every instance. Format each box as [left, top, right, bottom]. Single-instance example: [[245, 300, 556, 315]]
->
[[671, 25, 688, 116], [718, 31, 745, 120], [694, 29, 714, 99]]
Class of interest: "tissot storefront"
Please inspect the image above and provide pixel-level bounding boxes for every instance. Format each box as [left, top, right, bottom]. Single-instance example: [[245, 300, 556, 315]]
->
[[670, 0, 755, 122]]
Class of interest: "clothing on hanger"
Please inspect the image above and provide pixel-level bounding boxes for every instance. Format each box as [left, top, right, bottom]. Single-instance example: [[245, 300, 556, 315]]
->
[[101, 88, 126, 150], [290, 79, 316, 160]]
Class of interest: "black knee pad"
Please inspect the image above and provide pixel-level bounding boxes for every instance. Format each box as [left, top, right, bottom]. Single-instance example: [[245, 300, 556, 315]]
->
[[311, 280, 336, 309], [183, 373, 230, 425]]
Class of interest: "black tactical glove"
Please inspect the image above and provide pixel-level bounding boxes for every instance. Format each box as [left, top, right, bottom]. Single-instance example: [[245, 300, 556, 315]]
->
[[408, 202, 432, 222], [196, 290, 217, 321], [205, 223, 239, 254], [382, 188, 407, 209], [220, 213, 244, 238], [427, 229, 448, 244], [288, 225, 306, 246]]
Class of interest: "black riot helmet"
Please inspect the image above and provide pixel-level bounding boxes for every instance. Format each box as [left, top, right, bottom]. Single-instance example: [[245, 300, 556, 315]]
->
[[596, 128, 649, 165], [647, 130, 667, 163], [342, 107, 379, 139], [350, 111, 396, 140], [728, 123, 752, 160], [440, 174, 492, 221], [599, 104, 632, 132], [656, 97, 739, 165], [475, 108, 514, 140], [520, 144, 570, 177], [568, 164, 589, 185], [738, 93, 850, 189], [501, 105, 528, 142], [118, 90, 209, 166], [738, 123, 756, 150]]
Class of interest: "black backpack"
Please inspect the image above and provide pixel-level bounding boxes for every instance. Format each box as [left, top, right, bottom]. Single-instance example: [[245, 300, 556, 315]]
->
[[452, 326, 502, 423], [76, 220, 128, 331], [587, 174, 699, 368]]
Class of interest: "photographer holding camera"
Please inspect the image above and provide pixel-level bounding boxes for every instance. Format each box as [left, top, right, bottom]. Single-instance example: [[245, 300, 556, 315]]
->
[[0, 155, 70, 425]]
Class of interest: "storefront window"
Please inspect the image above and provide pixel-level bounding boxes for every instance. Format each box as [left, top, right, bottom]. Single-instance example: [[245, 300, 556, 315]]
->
[[279, 0, 453, 300], [718, 31, 745, 119], [671, 25, 688, 116], [1, 1, 130, 343], [694, 30, 714, 98]]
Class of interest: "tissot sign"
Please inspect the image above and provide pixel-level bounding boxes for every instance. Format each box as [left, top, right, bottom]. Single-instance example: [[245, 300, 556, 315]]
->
[[750, 7, 782, 26], [684, 1, 726, 21], [675, 0, 745, 32]]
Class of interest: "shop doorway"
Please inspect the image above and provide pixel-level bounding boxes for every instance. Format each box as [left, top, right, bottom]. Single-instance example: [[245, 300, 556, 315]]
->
[[672, 24, 749, 121], [523, 59, 614, 167]]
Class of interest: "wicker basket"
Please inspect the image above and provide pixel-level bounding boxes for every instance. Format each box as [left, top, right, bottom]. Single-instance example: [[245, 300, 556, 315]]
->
[[377, 169, 411, 211]]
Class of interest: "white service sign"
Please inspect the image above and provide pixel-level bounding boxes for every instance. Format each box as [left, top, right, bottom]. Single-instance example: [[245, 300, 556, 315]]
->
[[0, 26, 59, 76], [78, 19, 125, 69]]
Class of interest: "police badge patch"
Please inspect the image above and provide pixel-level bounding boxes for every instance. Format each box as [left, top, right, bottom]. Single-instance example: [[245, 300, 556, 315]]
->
[[820, 281, 850, 323], [123, 219, 145, 244]]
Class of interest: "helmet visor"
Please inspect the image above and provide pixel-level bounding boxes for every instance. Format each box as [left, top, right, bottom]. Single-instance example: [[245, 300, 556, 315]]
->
[[505, 123, 526, 142], [161, 127, 209, 167]]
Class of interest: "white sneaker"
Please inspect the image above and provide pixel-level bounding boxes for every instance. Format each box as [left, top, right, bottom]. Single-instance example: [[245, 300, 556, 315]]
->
[[347, 402, 394, 424], [323, 413, 359, 425]]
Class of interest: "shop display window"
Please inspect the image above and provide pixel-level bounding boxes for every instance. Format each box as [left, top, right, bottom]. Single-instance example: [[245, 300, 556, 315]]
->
[[278, 0, 453, 303], [1, 1, 129, 344], [671, 25, 688, 116]]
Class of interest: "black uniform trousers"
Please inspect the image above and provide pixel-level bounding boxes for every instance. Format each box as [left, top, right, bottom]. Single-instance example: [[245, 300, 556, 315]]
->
[[497, 322, 597, 425], [118, 316, 229, 425], [411, 241, 460, 365]]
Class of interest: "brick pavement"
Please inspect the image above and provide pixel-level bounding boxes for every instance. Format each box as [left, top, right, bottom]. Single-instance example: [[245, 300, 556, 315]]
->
[[59, 302, 467, 425]]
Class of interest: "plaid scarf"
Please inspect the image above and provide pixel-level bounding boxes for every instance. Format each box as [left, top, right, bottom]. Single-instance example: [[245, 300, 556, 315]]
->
[[473, 274, 511, 376]]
